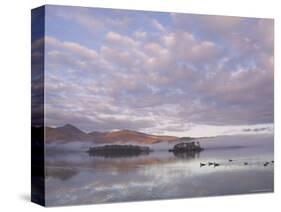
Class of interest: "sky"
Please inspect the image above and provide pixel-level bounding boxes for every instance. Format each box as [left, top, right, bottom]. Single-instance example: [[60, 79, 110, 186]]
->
[[34, 5, 274, 137]]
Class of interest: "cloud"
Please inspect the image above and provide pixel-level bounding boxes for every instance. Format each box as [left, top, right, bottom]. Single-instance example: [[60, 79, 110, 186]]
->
[[49, 6, 130, 33], [106, 31, 138, 48], [152, 19, 166, 32], [171, 13, 244, 34], [133, 30, 147, 40], [42, 7, 274, 136], [46, 36, 98, 60], [161, 32, 222, 64], [242, 127, 269, 132]]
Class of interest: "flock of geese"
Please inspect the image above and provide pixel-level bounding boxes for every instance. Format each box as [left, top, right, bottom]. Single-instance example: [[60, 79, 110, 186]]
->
[[200, 159, 274, 168]]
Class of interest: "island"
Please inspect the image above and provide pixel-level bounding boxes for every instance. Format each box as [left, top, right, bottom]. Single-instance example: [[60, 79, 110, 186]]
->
[[86, 145, 152, 158], [169, 141, 203, 153]]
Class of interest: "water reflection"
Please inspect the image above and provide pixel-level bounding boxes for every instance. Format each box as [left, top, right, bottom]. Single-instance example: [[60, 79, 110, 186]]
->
[[45, 135, 274, 206], [46, 167, 78, 181], [172, 151, 200, 159], [87, 150, 151, 158]]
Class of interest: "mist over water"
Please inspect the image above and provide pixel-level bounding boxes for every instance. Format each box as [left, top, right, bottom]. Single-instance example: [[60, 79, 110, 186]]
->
[[45, 134, 274, 206]]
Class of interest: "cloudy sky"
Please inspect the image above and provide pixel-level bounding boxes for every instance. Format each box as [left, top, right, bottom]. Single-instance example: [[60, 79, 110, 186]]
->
[[39, 5, 273, 137]]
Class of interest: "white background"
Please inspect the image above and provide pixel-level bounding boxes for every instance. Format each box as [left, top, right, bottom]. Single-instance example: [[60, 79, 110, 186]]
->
[[0, 0, 279, 211]]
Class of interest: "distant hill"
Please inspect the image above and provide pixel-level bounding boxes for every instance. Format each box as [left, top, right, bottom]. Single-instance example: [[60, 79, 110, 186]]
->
[[44, 124, 179, 144], [178, 137, 195, 141], [94, 129, 178, 144], [46, 124, 92, 142]]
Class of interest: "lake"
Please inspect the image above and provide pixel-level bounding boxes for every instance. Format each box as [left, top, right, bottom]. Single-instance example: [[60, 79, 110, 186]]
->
[[45, 134, 274, 206]]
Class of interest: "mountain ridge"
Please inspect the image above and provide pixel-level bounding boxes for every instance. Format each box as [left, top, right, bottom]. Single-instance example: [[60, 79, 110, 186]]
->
[[43, 124, 180, 144]]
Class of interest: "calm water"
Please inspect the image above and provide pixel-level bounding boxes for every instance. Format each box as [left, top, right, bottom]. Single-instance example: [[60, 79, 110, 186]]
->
[[45, 134, 274, 206]]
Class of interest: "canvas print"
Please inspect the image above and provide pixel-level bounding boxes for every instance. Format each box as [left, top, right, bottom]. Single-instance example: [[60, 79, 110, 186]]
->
[[31, 5, 274, 206]]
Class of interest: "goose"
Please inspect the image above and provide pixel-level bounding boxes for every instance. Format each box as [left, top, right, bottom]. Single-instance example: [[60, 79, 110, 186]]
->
[[228, 159, 233, 162], [200, 163, 206, 167], [244, 162, 248, 165], [214, 163, 220, 167], [208, 162, 214, 166]]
